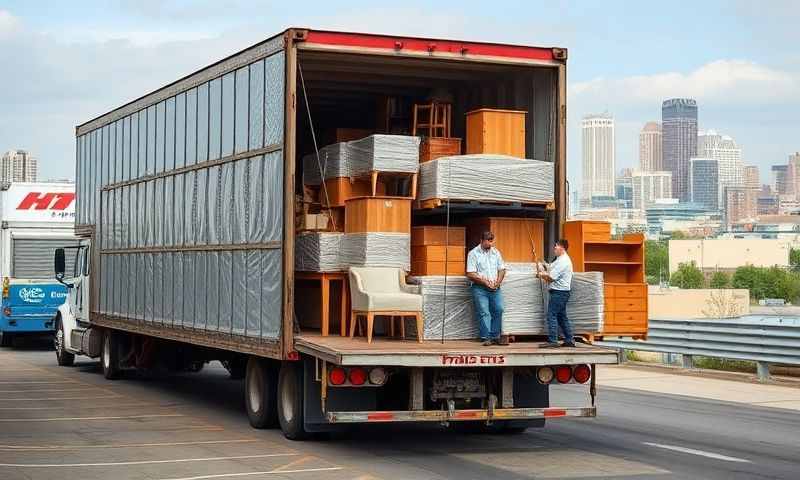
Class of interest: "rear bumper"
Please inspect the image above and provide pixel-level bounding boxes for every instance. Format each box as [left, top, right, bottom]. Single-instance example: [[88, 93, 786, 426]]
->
[[327, 406, 595, 423], [0, 315, 56, 333]]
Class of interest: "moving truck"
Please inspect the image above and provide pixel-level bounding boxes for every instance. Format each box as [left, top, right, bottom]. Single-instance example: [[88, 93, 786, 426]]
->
[[0, 183, 78, 347], [55, 28, 619, 439]]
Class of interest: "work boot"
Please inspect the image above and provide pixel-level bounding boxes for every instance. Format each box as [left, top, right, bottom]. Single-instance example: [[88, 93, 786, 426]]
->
[[495, 335, 510, 346], [540, 341, 560, 348], [482, 339, 495, 346]]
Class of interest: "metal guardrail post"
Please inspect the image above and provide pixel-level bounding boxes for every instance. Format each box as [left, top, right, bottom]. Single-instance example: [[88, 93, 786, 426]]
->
[[681, 354, 693, 369], [617, 348, 626, 364], [756, 362, 770, 383]]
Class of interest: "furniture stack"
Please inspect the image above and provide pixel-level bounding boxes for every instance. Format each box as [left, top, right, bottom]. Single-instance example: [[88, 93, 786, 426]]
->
[[563, 220, 647, 339], [414, 101, 463, 163], [410, 226, 466, 276]]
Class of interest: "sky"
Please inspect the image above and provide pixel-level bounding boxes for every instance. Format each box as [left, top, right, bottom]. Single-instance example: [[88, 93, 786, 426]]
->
[[1, 0, 798, 192]]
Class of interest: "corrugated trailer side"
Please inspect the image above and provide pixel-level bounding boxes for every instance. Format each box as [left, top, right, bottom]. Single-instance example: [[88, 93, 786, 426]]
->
[[74, 30, 296, 360]]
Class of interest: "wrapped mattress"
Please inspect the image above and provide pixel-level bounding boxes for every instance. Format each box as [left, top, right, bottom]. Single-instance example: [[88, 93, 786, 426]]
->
[[295, 232, 410, 272]]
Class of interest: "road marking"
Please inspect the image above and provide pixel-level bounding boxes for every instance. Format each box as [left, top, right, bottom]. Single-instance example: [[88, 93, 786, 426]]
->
[[0, 388, 98, 393], [0, 453, 298, 468], [1, 394, 120, 401], [643, 442, 751, 463], [0, 413, 183, 422], [159, 467, 344, 480], [0, 439, 259, 451], [0, 402, 154, 410], [0, 380, 76, 384]]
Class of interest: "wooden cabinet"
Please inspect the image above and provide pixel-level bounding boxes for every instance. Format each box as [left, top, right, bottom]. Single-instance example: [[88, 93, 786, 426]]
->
[[420, 137, 462, 162], [411, 260, 465, 276], [465, 217, 543, 263], [466, 109, 526, 158], [411, 226, 466, 247], [344, 197, 411, 233], [411, 246, 465, 262], [564, 220, 648, 338]]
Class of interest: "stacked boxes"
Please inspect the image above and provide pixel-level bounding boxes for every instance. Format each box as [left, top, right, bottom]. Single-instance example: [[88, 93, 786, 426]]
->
[[410, 226, 466, 276]]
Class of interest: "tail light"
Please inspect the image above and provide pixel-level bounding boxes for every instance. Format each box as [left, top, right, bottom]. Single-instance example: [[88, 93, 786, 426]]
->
[[2, 277, 8, 299], [555, 366, 573, 384], [348, 367, 367, 386], [368, 367, 387, 385], [536, 366, 555, 384], [329, 367, 347, 386], [573, 364, 591, 384]]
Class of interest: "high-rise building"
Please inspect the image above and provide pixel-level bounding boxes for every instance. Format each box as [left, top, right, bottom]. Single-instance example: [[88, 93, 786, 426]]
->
[[0, 149, 38, 182], [772, 165, 790, 195], [787, 152, 800, 198], [615, 169, 633, 209], [698, 130, 743, 206], [689, 157, 719, 211], [725, 186, 758, 224], [743, 165, 760, 189], [581, 113, 615, 203], [631, 170, 672, 210], [662, 98, 698, 202], [639, 122, 662, 171]]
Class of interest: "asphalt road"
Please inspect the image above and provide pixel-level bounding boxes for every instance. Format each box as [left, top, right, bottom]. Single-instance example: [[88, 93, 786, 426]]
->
[[2, 339, 799, 480]]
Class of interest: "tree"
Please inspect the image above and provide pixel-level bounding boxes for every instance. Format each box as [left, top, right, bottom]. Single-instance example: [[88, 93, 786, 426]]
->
[[669, 261, 705, 289], [791, 248, 800, 272], [708, 271, 730, 289], [732, 265, 800, 303], [645, 240, 669, 285]]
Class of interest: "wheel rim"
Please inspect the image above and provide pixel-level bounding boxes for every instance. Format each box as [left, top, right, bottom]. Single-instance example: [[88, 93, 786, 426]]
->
[[55, 326, 63, 355], [281, 371, 295, 423], [102, 334, 110, 368], [248, 367, 263, 413]]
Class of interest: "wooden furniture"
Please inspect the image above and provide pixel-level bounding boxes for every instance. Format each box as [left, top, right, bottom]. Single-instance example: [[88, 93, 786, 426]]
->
[[412, 102, 452, 137], [410, 245, 466, 276], [420, 137, 461, 162], [563, 220, 647, 338], [344, 197, 412, 233], [411, 226, 466, 247], [348, 267, 424, 343], [295, 271, 350, 337], [465, 217, 544, 263], [466, 109, 526, 158], [410, 260, 465, 276], [321, 177, 386, 207]]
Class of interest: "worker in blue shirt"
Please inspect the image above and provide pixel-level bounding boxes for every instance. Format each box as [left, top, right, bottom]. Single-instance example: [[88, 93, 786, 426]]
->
[[466, 231, 508, 346], [536, 239, 576, 348]]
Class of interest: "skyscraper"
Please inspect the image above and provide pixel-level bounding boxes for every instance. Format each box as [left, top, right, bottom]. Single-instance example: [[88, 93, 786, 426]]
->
[[787, 152, 800, 198], [689, 157, 719, 211], [639, 122, 662, 171], [631, 170, 672, 210], [743, 165, 760, 189], [698, 130, 744, 207], [0, 149, 38, 183], [662, 98, 698, 202], [772, 165, 790, 195], [581, 113, 615, 204]]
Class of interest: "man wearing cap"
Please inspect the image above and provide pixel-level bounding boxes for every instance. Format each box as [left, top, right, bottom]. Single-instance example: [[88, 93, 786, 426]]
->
[[466, 231, 508, 346]]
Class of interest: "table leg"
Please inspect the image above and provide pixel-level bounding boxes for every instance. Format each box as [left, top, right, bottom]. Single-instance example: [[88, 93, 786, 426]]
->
[[321, 276, 330, 336], [340, 279, 348, 337]]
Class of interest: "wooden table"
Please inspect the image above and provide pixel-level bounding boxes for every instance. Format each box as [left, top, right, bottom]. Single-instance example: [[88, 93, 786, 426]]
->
[[295, 271, 349, 337]]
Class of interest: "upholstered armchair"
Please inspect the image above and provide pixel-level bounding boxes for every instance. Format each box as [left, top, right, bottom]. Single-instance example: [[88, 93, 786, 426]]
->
[[348, 267, 423, 343]]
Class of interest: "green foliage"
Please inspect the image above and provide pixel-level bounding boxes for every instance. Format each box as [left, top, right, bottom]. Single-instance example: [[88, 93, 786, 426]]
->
[[669, 261, 705, 289], [732, 265, 800, 303], [669, 231, 689, 240], [708, 271, 730, 289], [644, 240, 668, 285], [791, 248, 800, 271]]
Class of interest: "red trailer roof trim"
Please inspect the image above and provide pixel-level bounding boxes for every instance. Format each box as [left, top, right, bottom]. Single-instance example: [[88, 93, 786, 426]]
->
[[303, 30, 557, 62]]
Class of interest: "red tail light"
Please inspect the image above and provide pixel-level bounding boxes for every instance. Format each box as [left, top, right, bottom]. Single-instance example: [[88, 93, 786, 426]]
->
[[349, 367, 367, 386], [555, 366, 572, 384], [573, 364, 591, 384], [3, 307, 11, 316], [329, 367, 346, 386]]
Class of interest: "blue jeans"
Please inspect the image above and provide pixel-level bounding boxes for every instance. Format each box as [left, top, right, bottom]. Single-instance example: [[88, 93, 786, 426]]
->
[[471, 285, 504, 340], [547, 289, 574, 344]]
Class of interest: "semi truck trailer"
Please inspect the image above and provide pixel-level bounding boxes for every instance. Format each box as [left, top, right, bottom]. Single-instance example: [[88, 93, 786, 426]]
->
[[55, 28, 620, 439], [0, 182, 78, 347]]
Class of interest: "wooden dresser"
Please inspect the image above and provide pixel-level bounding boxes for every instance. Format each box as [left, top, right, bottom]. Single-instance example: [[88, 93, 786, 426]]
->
[[564, 220, 648, 339]]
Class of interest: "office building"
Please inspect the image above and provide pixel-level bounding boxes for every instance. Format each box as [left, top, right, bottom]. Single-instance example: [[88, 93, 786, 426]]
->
[[788, 152, 800, 198], [743, 165, 760, 189], [0, 149, 38, 182], [631, 170, 672, 210], [772, 165, 790, 195], [639, 122, 662, 171], [581, 113, 615, 203], [726, 186, 758, 224], [615, 172, 633, 209], [662, 98, 698, 202], [698, 130, 743, 206], [690, 157, 719, 211]]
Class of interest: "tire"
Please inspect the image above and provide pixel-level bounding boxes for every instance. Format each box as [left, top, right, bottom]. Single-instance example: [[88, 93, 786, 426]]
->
[[54, 317, 75, 367], [277, 361, 308, 440], [0, 332, 13, 348], [101, 330, 122, 379], [245, 357, 278, 429], [223, 357, 247, 380]]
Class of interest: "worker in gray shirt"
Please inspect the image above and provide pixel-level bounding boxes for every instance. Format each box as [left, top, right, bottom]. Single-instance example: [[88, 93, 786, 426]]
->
[[536, 239, 575, 348]]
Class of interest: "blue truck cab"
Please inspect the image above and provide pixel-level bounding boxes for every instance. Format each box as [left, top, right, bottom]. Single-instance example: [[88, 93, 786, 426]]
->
[[0, 277, 68, 347]]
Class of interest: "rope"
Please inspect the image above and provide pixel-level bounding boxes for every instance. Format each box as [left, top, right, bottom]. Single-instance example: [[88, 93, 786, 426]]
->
[[440, 154, 452, 344]]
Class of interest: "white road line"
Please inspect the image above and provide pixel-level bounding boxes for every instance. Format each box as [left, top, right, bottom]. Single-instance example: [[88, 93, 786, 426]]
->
[[643, 442, 752, 463], [0, 413, 183, 422], [0, 388, 96, 393], [0, 453, 298, 468], [2, 394, 120, 401], [0, 381, 76, 384], [0, 402, 153, 410], [0, 438, 259, 451], [159, 467, 344, 480]]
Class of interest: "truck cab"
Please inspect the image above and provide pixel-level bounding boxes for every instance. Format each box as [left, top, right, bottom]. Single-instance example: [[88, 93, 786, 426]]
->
[[52, 242, 94, 365], [0, 278, 68, 346]]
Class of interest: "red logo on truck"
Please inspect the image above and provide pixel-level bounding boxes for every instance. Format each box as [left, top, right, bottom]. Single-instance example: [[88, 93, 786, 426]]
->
[[16, 192, 75, 210]]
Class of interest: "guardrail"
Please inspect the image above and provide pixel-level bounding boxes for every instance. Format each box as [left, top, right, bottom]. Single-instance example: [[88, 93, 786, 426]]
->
[[597, 316, 800, 382]]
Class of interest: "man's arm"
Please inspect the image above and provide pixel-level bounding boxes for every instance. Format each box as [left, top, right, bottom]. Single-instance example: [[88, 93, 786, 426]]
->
[[467, 271, 491, 288], [538, 260, 561, 283]]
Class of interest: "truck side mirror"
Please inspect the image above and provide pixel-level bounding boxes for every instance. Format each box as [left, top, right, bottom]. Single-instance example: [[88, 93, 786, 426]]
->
[[54, 248, 66, 278]]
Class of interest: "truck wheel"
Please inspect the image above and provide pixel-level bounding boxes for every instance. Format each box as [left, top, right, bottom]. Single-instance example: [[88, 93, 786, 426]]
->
[[55, 317, 75, 367], [101, 330, 122, 380], [0, 332, 12, 348], [277, 361, 308, 440], [245, 357, 278, 429]]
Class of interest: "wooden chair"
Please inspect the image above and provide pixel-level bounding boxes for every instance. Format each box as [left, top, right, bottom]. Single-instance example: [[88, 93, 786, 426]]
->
[[412, 102, 452, 138], [348, 267, 424, 343]]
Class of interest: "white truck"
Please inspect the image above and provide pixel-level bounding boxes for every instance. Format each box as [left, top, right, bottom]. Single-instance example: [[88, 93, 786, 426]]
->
[[54, 28, 620, 440], [0, 182, 79, 346]]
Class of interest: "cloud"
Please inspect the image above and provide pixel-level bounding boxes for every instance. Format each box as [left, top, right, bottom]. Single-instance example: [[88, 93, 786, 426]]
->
[[570, 59, 800, 107]]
